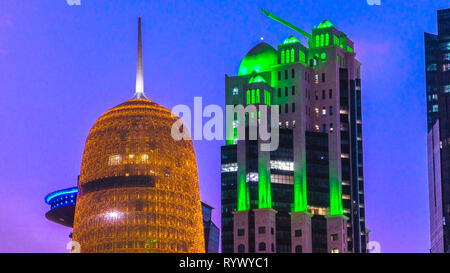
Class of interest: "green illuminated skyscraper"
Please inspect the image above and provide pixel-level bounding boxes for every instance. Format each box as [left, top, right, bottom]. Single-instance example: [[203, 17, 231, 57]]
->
[[221, 10, 368, 253]]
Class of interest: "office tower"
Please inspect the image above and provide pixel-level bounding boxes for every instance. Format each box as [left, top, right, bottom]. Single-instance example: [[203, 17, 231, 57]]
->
[[221, 10, 367, 253], [425, 8, 450, 253], [201, 202, 220, 253], [69, 18, 204, 253]]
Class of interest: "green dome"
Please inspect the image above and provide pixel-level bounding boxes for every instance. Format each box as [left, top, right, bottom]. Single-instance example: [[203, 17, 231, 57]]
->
[[283, 36, 299, 44], [238, 42, 277, 76], [248, 75, 266, 84], [318, 20, 333, 29]]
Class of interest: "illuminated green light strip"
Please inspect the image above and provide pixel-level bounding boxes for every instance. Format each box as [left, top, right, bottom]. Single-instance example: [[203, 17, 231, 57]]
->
[[237, 163, 249, 211], [261, 9, 312, 39], [293, 151, 307, 212], [258, 157, 271, 209], [329, 173, 343, 216]]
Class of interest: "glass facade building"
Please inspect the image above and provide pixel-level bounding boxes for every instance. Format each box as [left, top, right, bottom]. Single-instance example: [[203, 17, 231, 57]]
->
[[425, 8, 450, 253], [202, 202, 220, 253]]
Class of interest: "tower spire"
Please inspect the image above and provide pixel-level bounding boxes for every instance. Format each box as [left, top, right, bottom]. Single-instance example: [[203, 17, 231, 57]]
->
[[134, 17, 147, 99]]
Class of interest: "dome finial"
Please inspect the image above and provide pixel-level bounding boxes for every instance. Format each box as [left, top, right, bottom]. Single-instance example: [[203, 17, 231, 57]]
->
[[134, 17, 147, 99]]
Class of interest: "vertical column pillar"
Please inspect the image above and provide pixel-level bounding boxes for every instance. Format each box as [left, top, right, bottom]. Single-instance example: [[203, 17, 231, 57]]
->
[[233, 210, 250, 253], [293, 97, 307, 212], [290, 211, 312, 253], [254, 208, 277, 253], [326, 215, 349, 253]]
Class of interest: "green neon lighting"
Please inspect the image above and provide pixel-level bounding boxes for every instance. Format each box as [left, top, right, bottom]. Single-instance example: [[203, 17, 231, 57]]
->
[[286, 49, 290, 63], [325, 33, 329, 46], [290, 48, 295, 62], [321, 52, 327, 62], [340, 36, 346, 49], [329, 174, 343, 216], [320, 34, 324, 47], [315, 35, 319, 47], [251, 89, 255, 104], [237, 164, 250, 211], [261, 9, 312, 39], [258, 157, 271, 209], [318, 20, 333, 29], [293, 151, 307, 212], [334, 35, 339, 45], [283, 36, 300, 44], [299, 50, 306, 64], [239, 42, 277, 76], [347, 45, 353, 53], [249, 75, 266, 84], [281, 50, 285, 64]]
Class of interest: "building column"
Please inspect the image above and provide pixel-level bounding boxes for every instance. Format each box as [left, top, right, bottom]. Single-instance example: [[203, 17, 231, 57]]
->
[[326, 215, 349, 253], [233, 210, 250, 253], [254, 208, 277, 253], [290, 211, 312, 253]]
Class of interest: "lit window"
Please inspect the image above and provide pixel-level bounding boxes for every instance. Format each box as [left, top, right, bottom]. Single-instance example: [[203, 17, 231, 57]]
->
[[221, 163, 237, 173], [270, 160, 294, 171], [270, 174, 294, 185], [233, 87, 239, 95], [331, 248, 339, 253], [322, 107, 326, 116], [246, 172, 259, 182], [108, 155, 122, 166], [141, 154, 149, 163], [443, 64, 450, 72]]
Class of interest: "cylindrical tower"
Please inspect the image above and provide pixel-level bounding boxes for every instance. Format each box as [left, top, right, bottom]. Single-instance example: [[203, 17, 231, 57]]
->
[[72, 18, 204, 253], [73, 99, 204, 253]]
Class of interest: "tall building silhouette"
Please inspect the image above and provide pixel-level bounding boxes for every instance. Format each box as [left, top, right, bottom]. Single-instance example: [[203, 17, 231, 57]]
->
[[221, 10, 368, 253], [425, 8, 450, 253]]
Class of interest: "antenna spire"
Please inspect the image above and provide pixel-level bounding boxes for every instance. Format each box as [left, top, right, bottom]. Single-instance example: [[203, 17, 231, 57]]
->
[[134, 17, 147, 99]]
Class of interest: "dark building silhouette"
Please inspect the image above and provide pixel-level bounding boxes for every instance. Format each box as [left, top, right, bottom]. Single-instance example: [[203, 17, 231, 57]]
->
[[425, 8, 450, 253], [201, 202, 220, 253]]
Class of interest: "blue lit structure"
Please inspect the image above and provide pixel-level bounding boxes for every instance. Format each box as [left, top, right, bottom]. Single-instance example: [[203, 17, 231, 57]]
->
[[44, 187, 78, 228]]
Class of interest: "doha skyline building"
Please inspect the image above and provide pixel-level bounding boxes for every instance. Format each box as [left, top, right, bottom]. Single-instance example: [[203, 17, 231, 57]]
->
[[221, 10, 367, 253], [425, 8, 450, 253], [53, 18, 206, 253]]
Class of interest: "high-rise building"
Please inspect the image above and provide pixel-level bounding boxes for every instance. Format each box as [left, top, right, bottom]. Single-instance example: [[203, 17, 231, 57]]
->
[[201, 202, 220, 253], [221, 10, 368, 253], [66, 18, 204, 253], [425, 8, 450, 253]]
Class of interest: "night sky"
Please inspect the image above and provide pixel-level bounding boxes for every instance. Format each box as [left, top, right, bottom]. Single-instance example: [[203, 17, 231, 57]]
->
[[0, 0, 447, 253]]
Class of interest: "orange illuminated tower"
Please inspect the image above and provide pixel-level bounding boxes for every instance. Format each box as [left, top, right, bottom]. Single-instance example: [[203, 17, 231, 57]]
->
[[72, 18, 205, 253]]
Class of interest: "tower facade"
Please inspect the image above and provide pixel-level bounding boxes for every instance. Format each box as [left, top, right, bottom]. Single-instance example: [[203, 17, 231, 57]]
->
[[425, 8, 450, 253], [72, 18, 205, 253], [221, 11, 367, 253]]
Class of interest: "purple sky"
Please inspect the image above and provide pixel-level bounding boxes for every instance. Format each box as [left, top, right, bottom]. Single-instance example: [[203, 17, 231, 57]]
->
[[0, 0, 448, 253]]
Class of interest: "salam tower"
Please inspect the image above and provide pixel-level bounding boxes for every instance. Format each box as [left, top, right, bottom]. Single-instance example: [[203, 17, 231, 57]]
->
[[72, 18, 205, 253]]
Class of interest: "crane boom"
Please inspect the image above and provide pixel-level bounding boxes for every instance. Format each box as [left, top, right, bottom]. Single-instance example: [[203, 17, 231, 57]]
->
[[261, 8, 312, 39]]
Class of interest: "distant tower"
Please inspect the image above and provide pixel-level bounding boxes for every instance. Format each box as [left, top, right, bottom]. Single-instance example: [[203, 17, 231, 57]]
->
[[425, 8, 450, 253], [72, 18, 205, 253]]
